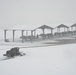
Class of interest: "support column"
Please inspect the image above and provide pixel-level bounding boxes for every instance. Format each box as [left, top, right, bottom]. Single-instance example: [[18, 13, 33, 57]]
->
[[59, 28, 60, 37], [57, 28, 59, 33], [26, 30, 28, 41], [59, 28, 60, 33], [4, 30, 7, 42], [64, 27, 66, 32], [71, 27, 74, 35], [42, 29, 44, 34], [75, 26, 76, 31], [22, 30, 24, 43], [67, 28, 69, 36], [51, 29, 53, 34], [26, 30, 28, 36], [71, 27, 73, 31], [74, 26, 76, 35], [31, 30, 33, 43], [34, 30, 36, 36], [33, 30, 36, 39], [51, 29, 53, 37], [13, 30, 15, 42], [42, 29, 45, 39], [67, 28, 69, 31]]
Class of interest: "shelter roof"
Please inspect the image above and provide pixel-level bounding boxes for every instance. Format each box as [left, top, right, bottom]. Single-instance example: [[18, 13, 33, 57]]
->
[[71, 23, 76, 27], [36, 25, 53, 30], [57, 24, 69, 28]]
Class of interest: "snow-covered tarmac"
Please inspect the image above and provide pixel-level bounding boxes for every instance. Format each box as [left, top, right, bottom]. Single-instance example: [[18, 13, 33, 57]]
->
[[0, 44, 76, 75]]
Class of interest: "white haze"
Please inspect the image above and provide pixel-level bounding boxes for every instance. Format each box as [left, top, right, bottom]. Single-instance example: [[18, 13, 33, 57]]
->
[[0, 0, 76, 28]]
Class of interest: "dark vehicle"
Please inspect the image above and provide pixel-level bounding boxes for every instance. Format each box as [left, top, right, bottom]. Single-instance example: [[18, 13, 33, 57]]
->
[[3, 47, 25, 57]]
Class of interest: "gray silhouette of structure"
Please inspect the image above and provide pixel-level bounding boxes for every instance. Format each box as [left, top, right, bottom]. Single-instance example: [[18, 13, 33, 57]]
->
[[3, 23, 76, 45]]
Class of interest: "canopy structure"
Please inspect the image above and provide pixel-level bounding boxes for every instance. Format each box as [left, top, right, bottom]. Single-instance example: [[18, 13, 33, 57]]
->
[[3, 25, 54, 42], [3, 24, 41, 43], [56, 24, 69, 33], [3, 24, 54, 42], [71, 23, 76, 31], [35, 25, 53, 34]]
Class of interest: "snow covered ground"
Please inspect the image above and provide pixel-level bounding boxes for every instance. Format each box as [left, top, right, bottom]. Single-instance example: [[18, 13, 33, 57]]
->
[[0, 29, 76, 75], [0, 44, 76, 75]]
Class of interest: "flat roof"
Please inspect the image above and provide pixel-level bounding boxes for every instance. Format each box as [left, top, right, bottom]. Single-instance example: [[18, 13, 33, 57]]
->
[[3, 24, 53, 31]]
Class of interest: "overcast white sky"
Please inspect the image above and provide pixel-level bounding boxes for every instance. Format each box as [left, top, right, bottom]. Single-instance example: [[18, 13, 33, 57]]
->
[[0, 0, 76, 28]]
